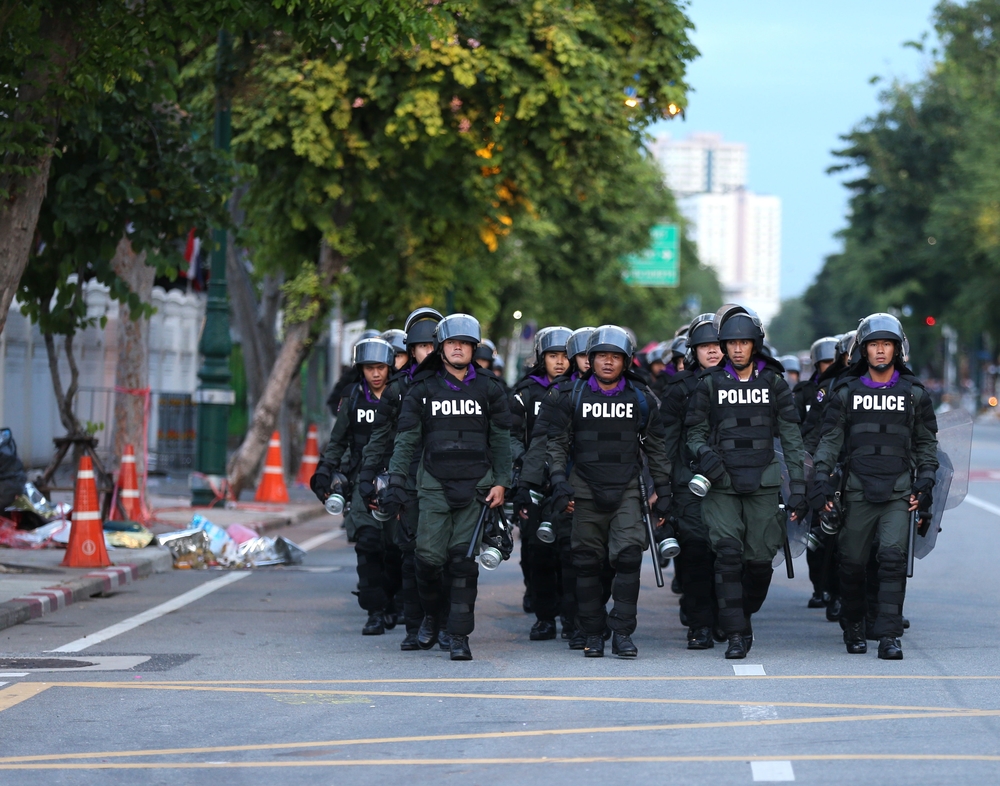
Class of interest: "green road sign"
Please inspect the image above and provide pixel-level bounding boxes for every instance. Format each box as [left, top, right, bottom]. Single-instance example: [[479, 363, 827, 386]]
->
[[623, 223, 680, 287]]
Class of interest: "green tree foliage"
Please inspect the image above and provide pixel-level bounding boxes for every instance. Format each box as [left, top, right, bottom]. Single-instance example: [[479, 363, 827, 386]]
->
[[767, 296, 815, 354], [224, 0, 700, 337], [807, 0, 1000, 367]]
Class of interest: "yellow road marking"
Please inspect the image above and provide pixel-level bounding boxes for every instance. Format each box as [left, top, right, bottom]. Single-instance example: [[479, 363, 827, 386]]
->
[[27, 681, 968, 714], [2, 709, 997, 765], [47, 675, 1000, 684], [0, 682, 51, 713], [6, 753, 1000, 770]]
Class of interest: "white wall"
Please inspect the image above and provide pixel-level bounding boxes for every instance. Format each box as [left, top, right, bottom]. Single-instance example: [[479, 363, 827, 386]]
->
[[0, 284, 205, 468]]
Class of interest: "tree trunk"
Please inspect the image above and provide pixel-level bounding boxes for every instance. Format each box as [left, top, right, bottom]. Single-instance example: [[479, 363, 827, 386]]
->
[[0, 156, 53, 338], [110, 235, 154, 475], [227, 240, 345, 498], [0, 7, 78, 336]]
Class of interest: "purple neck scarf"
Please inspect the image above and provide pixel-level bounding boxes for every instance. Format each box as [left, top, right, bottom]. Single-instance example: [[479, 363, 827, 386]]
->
[[861, 369, 900, 389], [529, 373, 554, 389], [723, 358, 766, 381], [588, 374, 626, 396], [361, 379, 380, 403], [440, 363, 477, 392]]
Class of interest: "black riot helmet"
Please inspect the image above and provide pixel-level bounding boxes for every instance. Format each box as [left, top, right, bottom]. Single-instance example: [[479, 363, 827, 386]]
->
[[433, 313, 481, 350], [586, 325, 635, 363], [779, 354, 801, 374], [535, 326, 572, 356], [856, 313, 905, 370], [474, 338, 497, 364], [715, 304, 765, 354], [353, 338, 396, 367], [404, 307, 443, 347], [810, 337, 838, 367], [687, 313, 719, 348], [380, 329, 407, 355], [645, 341, 670, 366], [836, 330, 856, 360], [566, 327, 595, 359]]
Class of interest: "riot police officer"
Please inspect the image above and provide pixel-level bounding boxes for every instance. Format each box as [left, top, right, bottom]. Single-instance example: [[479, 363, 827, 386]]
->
[[779, 355, 801, 386], [685, 305, 807, 659], [810, 313, 938, 660], [796, 336, 844, 614], [510, 327, 572, 641], [547, 326, 673, 658], [659, 313, 723, 650], [382, 329, 410, 371], [359, 308, 442, 650], [380, 314, 512, 661], [313, 337, 402, 635]]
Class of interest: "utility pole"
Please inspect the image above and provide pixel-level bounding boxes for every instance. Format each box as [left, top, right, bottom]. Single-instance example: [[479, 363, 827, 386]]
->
[[192, 30, 234, 505]]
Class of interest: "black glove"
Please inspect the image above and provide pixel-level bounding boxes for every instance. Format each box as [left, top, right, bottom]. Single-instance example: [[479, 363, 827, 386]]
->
[[787, 480, 808, 520], [511, 485, 534, 517], [651, 486, 673, 520], [549, 472, 575, 514], [809, 473, 834, 512], [377, 472, 410, 518], [911, 475, 934, 513], [357, 466, 378, 509], [310, 468, 332, 502], [697, 446, 727, 484]]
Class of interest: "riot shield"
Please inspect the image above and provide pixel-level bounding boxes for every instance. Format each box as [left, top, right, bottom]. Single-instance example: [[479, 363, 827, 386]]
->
[[914, 408, 973, 560], [772, 438, 813, 566]]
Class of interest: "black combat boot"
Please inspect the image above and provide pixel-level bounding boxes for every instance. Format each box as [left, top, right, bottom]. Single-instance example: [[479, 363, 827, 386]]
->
[[530, 619, 557, 640], [568, 629, 587, 650], [583, 634, 605, 657], [438, 628, 452, 651], [878, 637, 903, 660], [416, 615, 438, 650], [611, 632, 638, 658], [808, 591, 829, 608], [450, 634, 472, 661], [725, 633, 747, 659], [826, 595, 842, 622], [687, 626, 714, 650], [400, 631, 420, 651], [842, 619, 867, 654], [362, 611, 385, 636]]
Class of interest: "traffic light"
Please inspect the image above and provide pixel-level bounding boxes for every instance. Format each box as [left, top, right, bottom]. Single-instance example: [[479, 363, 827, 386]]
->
[[925, 316, 936, 326]]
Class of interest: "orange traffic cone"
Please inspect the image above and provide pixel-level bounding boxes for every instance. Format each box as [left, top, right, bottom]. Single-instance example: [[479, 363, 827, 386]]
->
[[62, 456, 112, 568], [117, 444, 142, 520], [255, 431, 290, 503], [295, 424, 320, 486]]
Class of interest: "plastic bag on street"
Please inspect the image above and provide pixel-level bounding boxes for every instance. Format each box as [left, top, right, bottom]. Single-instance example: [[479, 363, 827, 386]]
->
[[157, 528, 214, 569]]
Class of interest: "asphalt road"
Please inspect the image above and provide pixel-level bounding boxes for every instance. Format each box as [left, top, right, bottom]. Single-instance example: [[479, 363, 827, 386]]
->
[[3, 422, 1000, 783]]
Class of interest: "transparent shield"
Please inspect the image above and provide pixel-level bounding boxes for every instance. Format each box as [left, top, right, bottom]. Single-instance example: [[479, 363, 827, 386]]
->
[[914, 408, 973, 560]]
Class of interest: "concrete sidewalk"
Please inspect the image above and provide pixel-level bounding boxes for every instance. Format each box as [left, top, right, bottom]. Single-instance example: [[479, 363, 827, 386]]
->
[[0, 495, 329, 633]]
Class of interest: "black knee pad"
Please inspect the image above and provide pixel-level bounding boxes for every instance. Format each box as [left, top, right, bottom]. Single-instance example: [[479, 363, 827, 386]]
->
[[572, 548, 603, 577], [877, 546, 906, 578], [744, 560, 773, 584], [355, 525, 383, 554], [715, 537, 742, 569], [613, 544, 643, 574]]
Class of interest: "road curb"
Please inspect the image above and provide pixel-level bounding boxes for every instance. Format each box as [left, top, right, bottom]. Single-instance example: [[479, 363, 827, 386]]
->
[[0, 557, 162, 634], [255, 505, 329, 535]]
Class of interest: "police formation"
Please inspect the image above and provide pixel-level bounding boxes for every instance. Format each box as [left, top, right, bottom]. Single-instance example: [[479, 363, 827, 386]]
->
[[312, 305, 938, 662]]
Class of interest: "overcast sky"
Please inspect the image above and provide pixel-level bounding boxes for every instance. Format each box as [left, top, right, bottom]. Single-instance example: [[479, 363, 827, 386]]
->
[[654, 0, 941, 299]]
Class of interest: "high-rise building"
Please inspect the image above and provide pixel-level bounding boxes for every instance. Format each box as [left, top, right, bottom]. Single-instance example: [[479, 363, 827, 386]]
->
[[651, 133, 781, 325]]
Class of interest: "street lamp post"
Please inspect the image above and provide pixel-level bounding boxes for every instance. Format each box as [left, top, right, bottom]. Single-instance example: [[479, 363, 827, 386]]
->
[[192, 30, 235, 506]]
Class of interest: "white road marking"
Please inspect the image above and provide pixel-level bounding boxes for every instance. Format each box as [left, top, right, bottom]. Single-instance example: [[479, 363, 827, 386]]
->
[[740, 704, 778, 720], [297, 529, 344, 552], [44, 525, 343, 654], [751, 760, 795, 781], [732, 664, 766, 676], [0, 673, 29, 678], [964, 494, 1000, 517]]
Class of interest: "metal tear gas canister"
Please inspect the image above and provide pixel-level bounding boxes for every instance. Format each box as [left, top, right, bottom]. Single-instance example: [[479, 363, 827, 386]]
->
[[688, 474, 711, 497], [324, 494, 346, 516], [805, 528, 825, 552], [371, 473, 393, 521], [818, 495, 842, 535], [536, 520, 555, 543], [656, 536, 681, 561], [479, 544, 504, 570]]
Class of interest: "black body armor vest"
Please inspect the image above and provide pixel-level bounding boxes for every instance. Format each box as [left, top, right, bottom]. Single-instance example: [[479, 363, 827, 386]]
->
[[345, 384, 381, 478], [571, 381, 644, 511], [844, 375, 914, 503], [664, 370, 700, 486], [708, 368, 777, 494], [422, 372, 493, 508]]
